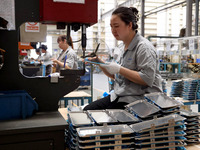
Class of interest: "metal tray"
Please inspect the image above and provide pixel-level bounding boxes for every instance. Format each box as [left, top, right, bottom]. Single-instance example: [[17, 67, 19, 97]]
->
[[135, 132, 186, 140], [125, 100, 160, 118], [106, 109, 140, 123], [76, 124, 133, 137], [180, 109, 200, 117], [78, 136, 133, 143], [68, 111, 93, 126], [87, 110, 117, 124], [135, 129, 184, 138], [145, 92, 182, 109], [78, 138, 133, 147], [129, 114, 186, 133]]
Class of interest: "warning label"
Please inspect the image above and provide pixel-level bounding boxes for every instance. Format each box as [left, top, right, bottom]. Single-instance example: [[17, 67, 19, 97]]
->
[[25, 22, 40, 32]]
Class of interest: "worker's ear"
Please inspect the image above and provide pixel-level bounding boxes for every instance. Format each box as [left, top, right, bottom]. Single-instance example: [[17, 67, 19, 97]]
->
[[64, 39, 67, 44], [128, 22, 132, 30]]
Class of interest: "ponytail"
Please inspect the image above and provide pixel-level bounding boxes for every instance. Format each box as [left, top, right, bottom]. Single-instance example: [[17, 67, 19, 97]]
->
[[57, 35, 74, 49], [112, 6, 139, 30]]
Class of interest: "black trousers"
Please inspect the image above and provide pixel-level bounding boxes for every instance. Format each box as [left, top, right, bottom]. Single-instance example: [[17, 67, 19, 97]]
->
[[83, 95, 128, 110]]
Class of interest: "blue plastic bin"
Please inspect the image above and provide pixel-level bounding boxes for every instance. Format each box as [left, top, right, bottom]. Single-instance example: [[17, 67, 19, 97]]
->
[[80, 67, 91, 86], [0, 90, 38, 120]]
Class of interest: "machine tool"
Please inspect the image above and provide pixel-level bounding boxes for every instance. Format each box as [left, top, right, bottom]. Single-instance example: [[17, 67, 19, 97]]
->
[[0, 0, 97, 149]]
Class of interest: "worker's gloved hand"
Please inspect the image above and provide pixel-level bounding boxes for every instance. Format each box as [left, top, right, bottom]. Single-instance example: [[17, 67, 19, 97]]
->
[[84, 56, 104, 65], [100, 62, 121, 75]]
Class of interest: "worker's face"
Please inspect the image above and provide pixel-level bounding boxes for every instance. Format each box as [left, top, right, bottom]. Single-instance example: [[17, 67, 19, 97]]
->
[[110, 14, 132, 41], [41, 49, 46, 53], [58, 39, 67, 50]]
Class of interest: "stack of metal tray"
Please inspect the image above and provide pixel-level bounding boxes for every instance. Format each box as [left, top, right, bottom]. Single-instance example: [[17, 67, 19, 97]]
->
[[130, 114, 187, 150], [67, 111, 94, 149], [170, 80, 183, 97], [125, 100, 161, 120], [76, 124, 134, 150], [145, 92, 183, 115], [182, 79, 200, 100], [180, 109, 200, 145]]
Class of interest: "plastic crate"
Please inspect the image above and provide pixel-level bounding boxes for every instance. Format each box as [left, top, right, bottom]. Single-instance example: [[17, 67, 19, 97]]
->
[[0, 90, 38, 120], [80, 67, 91, 86]]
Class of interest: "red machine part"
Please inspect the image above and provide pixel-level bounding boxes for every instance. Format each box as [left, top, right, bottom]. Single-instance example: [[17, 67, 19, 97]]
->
[[39, 0, 98, 25]]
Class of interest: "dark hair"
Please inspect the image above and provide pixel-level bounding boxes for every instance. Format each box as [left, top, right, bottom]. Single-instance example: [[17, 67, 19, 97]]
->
[[39, 44, 47, 51], [179, 28, 185, 37], [112, 7, 139, 30], [35, 48, 41, 53], [57, 35, 74, 49]]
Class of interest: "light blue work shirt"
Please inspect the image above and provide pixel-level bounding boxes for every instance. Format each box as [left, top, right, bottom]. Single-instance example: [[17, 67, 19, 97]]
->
[[111, 32, 162, 103], [56, 46, 78, 72]]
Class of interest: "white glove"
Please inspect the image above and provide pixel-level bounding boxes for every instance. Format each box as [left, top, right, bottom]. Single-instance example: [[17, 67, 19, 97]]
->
[[100, 62, 121, 75]]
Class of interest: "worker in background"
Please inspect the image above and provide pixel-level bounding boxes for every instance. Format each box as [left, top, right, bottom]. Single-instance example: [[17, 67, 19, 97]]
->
[[187, 54, 194, 63], [51, 35, 78, 72], [83, 6, 162, 110], [39, 44, 52, 76], [34, 48, 42, 62]]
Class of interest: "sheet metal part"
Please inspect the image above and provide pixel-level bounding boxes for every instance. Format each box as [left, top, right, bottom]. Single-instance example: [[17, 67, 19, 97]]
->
[[145, 92, 182, 109], [130, 114, 186, 133], [135, 132, 186, 140], [134, 129, 185, 138], [68, 111, 93, 127], [125, 100, 160, 119], [87, 110, 117, 124], [179, 109, 200, 145], [78, 135, 133, 143], [106, 109, 140, 123], [78, 140, 133, 149], [76, 124, 133, 137], [180, 109, 200, 117]]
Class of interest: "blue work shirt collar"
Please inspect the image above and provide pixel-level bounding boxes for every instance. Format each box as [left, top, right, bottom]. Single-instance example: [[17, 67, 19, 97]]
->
[[127, 31, 141, 51]]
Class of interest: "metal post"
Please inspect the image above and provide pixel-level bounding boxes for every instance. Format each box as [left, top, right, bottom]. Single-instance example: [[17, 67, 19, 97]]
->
[[82, 24, 86, 70], [186, 0, 192, 36], [195, 0, 199, 35], [67, 25, 71, 44], [141, 0, 145, 37]]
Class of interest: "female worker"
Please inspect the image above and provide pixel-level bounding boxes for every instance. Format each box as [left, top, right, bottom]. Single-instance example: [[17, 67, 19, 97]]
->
[[51, 35, 78, 71], [39, 44, 52, 76], [84, 6, 162, 110]]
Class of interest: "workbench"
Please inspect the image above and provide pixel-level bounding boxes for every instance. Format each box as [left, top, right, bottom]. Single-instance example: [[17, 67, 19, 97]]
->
[[160, 62, 181, 73], [60, 91, 92, 107], [0, 111, 67, 150]]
